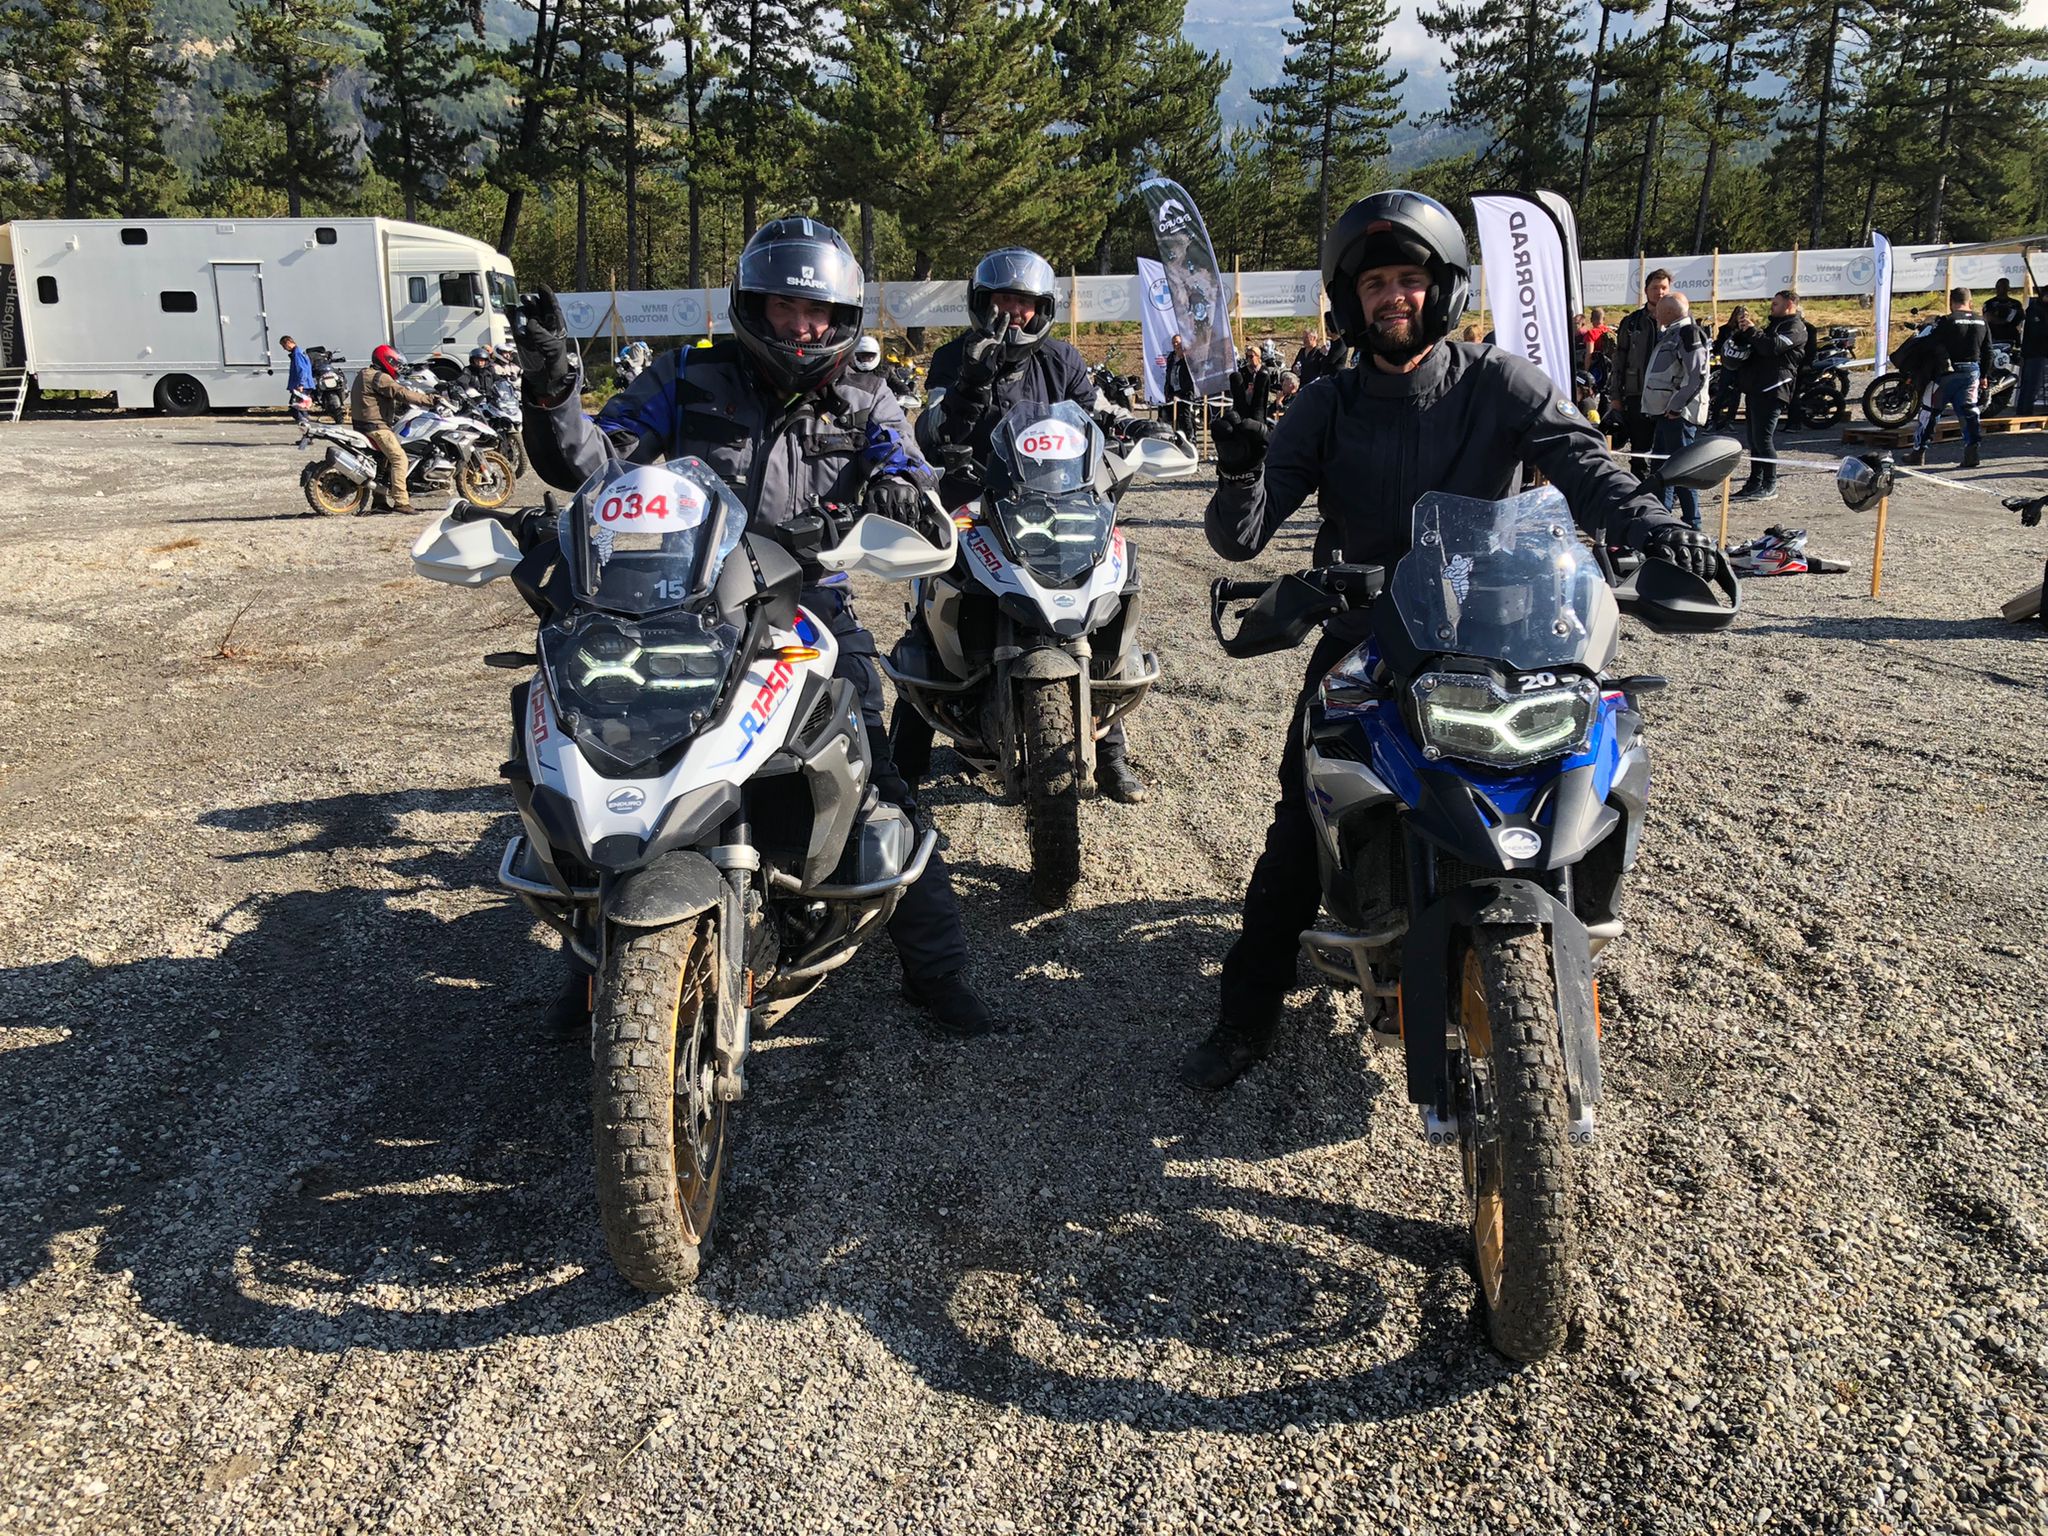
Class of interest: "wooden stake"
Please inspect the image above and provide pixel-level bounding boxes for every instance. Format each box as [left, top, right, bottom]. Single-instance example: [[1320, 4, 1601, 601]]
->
[[1710, 248, 1720, 327], [1718, 476, 1731, 548], [1870, 493, 1890, 598], [1790, 242, 1801, 297], [1069, 268, 1079, 348]]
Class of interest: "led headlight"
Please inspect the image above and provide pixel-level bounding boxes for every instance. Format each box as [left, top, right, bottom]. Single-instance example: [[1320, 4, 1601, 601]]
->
[[541, 612, 737, 772], [1411, 671, 1598, 768]]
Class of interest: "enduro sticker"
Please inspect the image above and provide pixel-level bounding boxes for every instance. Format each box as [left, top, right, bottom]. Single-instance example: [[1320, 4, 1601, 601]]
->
[[1015, 419, 1087, 460]]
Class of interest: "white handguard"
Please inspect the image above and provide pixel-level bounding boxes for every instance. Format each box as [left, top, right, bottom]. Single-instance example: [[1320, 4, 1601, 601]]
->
[[813, 487, 958, 580], [1125, 432, 1199, 480], [410, 505, 523, 586]]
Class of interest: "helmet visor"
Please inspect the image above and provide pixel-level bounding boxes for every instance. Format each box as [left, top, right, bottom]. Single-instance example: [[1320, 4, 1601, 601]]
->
[[737, 240, 864, 309]]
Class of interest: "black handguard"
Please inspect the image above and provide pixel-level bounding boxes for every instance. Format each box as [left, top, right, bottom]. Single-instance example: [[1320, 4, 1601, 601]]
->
[[514, 284, 578, 405]]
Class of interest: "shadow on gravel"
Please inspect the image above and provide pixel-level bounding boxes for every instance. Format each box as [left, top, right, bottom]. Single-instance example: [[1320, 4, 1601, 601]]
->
[[704, 861, 1501, 1432], [0, 785, 637, 1353]]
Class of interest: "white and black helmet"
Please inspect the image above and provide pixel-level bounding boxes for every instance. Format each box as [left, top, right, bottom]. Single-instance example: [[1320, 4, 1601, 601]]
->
[[1321, 191, 1472, 348], [969, 248, 1059, 363], [730, 216, 866, 396], [852, 335, 882, 371]]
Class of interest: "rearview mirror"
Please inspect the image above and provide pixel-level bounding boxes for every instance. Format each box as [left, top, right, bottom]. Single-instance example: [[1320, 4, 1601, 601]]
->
[[1654, 434, 1744, 492]]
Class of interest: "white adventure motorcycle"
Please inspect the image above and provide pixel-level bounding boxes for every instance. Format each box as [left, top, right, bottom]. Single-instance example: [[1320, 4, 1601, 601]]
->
[[883, 400, 1195, 904], [411, 455, 955, 1292], [298, 375, 516, 515]]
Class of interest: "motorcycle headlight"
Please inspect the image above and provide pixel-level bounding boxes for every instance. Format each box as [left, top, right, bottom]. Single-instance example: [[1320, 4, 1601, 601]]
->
[[1411, 671, 1598, 769], [541, 611, 737, 773]]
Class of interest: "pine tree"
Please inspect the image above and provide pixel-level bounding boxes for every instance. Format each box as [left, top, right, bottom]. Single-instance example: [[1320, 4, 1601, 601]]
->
[[204, 0, 360, 216], [1250, 0, 1407, 236], [1575, 0, 1650, 207], [813, 0, 1113, 281], [0, 0, 111, 217], [361, 0, 482, 223], [1418, 0, 1583, 194], [94, 0, 190, 215], [1683, 0, 1774, 251], [1053, 0, 1230, 271], [704, 0, 821, 237], [488, 0, 578, 253], [1899, 0, 2048, 239], [613, 0, 686, 289]]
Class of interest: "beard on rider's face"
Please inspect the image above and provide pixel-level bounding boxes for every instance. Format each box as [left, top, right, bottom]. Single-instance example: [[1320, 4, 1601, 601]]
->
[[1360, 302, 1428, 362]]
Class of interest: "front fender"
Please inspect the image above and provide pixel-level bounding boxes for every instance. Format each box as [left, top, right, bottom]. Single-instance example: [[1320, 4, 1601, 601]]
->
[[1399, 877, 1600, 1117], [605, 849, 723, 929], [1008, 647, 1082, 682]]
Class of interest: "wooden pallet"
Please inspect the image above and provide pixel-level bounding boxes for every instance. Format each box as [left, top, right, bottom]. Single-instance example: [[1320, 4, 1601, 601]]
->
[[1843, 412, 2048, 446]]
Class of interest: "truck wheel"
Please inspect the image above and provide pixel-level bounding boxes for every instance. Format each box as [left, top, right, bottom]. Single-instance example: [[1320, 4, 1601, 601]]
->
[[154, 375, 209, 416]]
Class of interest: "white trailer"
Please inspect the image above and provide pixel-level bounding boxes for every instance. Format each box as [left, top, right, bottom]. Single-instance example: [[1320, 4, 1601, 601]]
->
[[0, 217, 519, 413]]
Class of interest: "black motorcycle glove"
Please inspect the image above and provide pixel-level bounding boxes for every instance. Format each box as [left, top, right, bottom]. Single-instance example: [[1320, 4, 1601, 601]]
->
[[515, 284, 579, 407], [1639, 520, 1719, 580], [1211, 409, 1269, 479], [2006, 493, 2047, 528], [864, 478, 928, 528]]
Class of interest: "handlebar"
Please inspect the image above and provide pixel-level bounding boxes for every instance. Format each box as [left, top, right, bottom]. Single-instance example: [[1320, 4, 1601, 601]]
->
[[1214, 578, 1268, 602]]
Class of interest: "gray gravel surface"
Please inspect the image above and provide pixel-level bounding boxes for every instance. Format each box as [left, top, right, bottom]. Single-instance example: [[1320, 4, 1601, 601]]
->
[[2, 415, 2045, 1535]]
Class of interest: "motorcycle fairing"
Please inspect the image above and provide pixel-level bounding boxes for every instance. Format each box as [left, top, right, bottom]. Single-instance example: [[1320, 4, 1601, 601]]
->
[[526, 610, 838, 853], [958, 523, 1130, 639]]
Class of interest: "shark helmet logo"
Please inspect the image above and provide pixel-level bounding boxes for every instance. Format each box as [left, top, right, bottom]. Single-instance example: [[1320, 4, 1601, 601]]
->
[[801, 265, 815, 280]]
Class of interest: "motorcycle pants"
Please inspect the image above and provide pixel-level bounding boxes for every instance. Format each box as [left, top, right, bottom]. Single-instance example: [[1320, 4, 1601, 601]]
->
[[363, 427, 410, 509], [1915, 365, 1982, 450], [806, 585, 971, 982], [1217, 630, 1358, 1023]]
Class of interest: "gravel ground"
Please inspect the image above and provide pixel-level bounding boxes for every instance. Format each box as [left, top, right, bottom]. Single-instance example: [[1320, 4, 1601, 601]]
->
[[2, 413, 2045, 1536]]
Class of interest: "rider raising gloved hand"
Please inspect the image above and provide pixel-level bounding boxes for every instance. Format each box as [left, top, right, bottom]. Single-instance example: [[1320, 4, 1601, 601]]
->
[[514, 284, 579, 407], [1211, 409, 1270, 479]]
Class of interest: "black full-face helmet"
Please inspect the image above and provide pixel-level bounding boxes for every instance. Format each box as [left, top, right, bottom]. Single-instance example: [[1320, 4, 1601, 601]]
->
[[969, 248, 1060, 364], [730, 217, 866, 396], [1321, 191, 1472, 348]]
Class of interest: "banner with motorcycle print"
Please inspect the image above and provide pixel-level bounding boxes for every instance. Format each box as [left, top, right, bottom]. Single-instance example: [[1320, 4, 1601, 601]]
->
[[1472, 192, 1579, 398], [1136, 177, 1236, 395], [1135, 257, 1173, 405]]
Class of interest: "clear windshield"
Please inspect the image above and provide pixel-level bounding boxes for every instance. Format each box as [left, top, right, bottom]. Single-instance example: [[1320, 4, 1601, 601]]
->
[[561, 456, 748, 617], [1389, 488, 1607, 671], [986, 401, 1114, 587]]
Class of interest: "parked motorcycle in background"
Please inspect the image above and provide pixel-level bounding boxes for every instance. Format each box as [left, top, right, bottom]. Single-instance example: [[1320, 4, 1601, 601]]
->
[[1790, 325, 1855, 428], [884, 400, 1196, 905], [1862, 324, 2017, 427], [297, 375, 516, 515], [410, 457, 957, 1291], [304, 346, 348, 424], [1208, 438, 1742, 1361]]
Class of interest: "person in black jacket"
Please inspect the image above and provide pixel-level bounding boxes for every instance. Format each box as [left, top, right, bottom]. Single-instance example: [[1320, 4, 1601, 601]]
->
[[907, 246, 1148, 803], [1902, 286, 1995, 468], [1732, 290, 1808, 501], [1179, 190, 1713, 1090], [1984, 278, 2024, 345], [1164, 335, 1197, 434], [2021, 290, 2048, 411]]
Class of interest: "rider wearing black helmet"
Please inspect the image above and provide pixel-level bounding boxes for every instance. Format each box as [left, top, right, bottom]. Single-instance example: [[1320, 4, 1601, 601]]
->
[[513, 216, 1000, 1039], [904, 246, 1150, 804], [1181, 190, 1715, 1091]]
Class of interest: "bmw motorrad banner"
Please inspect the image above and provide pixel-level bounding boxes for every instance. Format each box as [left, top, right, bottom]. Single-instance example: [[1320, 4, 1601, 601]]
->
[[1472, 192, 1576, 397], [1872, 232, 1893, 374], [1135, 257, 1172, 404], [1137, 177, 1236, 395]]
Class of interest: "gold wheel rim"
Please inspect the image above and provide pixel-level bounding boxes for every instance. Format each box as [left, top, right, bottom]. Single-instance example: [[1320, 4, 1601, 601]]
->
[[669, 936, 724, 1244], [1460, 945, 1507, 1309]]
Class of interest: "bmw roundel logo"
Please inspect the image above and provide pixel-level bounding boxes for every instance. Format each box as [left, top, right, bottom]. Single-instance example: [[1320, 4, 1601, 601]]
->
[[606, 787, 647, 814], [1148, 277, 1175, 312]]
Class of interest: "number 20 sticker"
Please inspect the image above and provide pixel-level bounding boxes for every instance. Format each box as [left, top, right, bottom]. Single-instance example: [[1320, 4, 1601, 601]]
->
[[1015, 418, 1086, 460]]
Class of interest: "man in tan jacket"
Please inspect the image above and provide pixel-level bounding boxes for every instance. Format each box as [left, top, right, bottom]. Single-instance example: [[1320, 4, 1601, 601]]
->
[[349, 345, 438, 511]]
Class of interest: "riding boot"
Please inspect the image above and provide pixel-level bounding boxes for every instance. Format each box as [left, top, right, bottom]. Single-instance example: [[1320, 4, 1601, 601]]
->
[[1961, 443, 1982, 469], [1095, 739, 1149, 804], [1179, 1000, 1283, 1090]]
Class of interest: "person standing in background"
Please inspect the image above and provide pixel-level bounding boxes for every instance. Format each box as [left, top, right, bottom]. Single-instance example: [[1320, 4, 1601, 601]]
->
[[1984, 278, 2024, 346], [1901, 286, 1993, 470], [1294, 327, 1326, 384], [2020, 288, 2048, 410], [282, 335, 313, 428], [1733, 290, 1809, 501], [1610, 269, 1672, 476], [1640, 292, 1711, 528], [1165, 334, 1197, 436]]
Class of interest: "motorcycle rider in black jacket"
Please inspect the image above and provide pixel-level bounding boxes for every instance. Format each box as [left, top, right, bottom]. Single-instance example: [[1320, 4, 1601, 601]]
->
[[515, 217, 999, 1038], [1732, 290, 1808, 502], [1180, 191, 1714, 1089], [1984, 279, 2024, 345], [1903, 287, 1996, 468], [905, 248, 1150, 804]]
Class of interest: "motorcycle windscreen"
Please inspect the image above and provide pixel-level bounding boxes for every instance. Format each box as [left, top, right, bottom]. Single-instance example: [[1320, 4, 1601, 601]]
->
[[985, 401, 1114, 586], [561, 455, 748, 616], [1390, 487, 1607, 671]]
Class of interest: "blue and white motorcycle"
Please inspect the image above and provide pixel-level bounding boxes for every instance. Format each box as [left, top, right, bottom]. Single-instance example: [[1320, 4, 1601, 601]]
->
[[1209, 439, 1741, 1360]]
